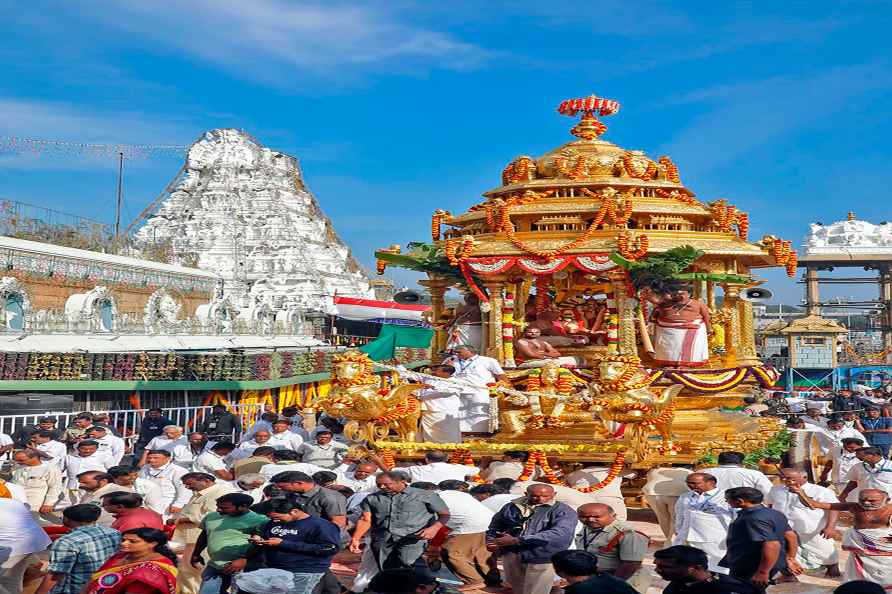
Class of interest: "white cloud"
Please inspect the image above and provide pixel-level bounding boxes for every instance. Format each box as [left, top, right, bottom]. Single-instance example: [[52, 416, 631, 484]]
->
[[0, 98, 197, 170], [76, 0, 487, 85]]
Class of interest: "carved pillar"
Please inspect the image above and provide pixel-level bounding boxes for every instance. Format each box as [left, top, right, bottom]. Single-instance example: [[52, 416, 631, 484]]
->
[[483, 280, 505, 363], [880, 265, 892, 363], [419, 277, 449, 362], [609, 272, 636, 357], [737, 297, 759, 365], [721, 283, 742, 367], [706, 281, 716, 310], [806, 267, 821, 316]]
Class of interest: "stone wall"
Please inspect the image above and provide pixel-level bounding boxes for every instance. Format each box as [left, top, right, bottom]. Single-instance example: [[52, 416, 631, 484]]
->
[[11, 270, 209, 316]]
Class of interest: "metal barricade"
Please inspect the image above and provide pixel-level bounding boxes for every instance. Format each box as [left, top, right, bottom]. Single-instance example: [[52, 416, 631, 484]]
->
[[0, 403, 265, 455]]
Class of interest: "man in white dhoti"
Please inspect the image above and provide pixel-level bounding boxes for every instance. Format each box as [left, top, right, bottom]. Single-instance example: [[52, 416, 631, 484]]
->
[[788, 486, 892, 587], [768, 468, 841, 577], [445, 293, 483, 351], [647, 284, 710, 368], [416, 364, 463, 443], [444, 345, 507, 433], [819, 437, 865, 499], [672, 473, 734, 570]]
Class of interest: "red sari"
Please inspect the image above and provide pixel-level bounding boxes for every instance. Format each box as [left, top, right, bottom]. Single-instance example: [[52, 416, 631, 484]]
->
[[86, 553, 177, 594]]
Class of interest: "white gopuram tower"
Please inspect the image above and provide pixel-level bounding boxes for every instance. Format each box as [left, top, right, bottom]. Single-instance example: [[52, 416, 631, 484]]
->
[[134, 129, 374, 312]]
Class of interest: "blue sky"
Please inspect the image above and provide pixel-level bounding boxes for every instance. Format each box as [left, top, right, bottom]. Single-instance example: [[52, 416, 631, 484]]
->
[[1, 1, 892, 302]]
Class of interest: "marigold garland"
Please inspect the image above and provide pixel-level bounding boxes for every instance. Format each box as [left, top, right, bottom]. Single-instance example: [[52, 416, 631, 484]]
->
[[380, 448, 396, 470], [622, 152, 657, 180], [654, 188, 699, 206], [575, 451, 626, 492], [658, 156, 681, 183], [502, 156, 536, 185], [431, 209, 450, 242], [617, 232, 649, 260], [374, 396, 419, 423], [768, 238, 798, 278]]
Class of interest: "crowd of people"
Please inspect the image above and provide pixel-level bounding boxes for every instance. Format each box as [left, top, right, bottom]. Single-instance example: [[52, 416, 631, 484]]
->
[[1, 385, 892, 594]]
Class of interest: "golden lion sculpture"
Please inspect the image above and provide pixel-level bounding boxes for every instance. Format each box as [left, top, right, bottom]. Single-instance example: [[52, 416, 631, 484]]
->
[[580, 355, 682, 460], [314, 350, 424, 444]]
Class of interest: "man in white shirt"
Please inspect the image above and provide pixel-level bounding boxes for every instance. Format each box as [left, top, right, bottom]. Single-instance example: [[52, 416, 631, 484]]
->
[[470, 484, 517, 513], [0, 498, 52, 594], [0, 431, 13, 456], [63, 440, 113, 502], [562, 466, 628, 520], [84, 426, 125, 465], [817, 417, 867, 455], [138, 449, 190, 517], [643, 466, 692, 541], [30, 430, 67, 471], [400, 450, 478, 484], [139, 425, 192, 468], [702, 451, 773, 497], [478, 452, 526, 482], [840, 445, 892, 500], [266, 418, 305, 451], [820, 437, 865, 499], [416, 365, 464, 443], [298, 429, 349, 469], [336, 462, 379, 493], [802, 407, 829, 429], [11, 449, 63, 521], [258, 449, 324, 480], [239, 411, 278, 443], [236, 429, 273, 455], [191, 441, 236, 480], [235, 473, 267, 503], [672, 472, 734, 570], [106, 465, 167, 515], [768, 468, 840, 577], [443, 344, 507, 432], [437, 480, 495, 588]]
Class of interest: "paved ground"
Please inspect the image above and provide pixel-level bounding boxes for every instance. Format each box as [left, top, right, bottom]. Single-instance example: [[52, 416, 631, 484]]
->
[[330, 508, 848, 594]]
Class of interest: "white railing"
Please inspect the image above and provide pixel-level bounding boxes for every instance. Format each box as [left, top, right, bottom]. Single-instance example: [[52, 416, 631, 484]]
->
[[0, 403, 266, 455]]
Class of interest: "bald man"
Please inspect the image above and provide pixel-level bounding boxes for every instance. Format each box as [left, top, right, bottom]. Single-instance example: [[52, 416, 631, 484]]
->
[[487, 484, 576, 594], [577, 503, 651, 593], [788, 486, 892, 586], [672, 473, 733, 571]]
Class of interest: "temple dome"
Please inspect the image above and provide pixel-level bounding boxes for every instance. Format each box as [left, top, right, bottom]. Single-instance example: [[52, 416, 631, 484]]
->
[[804, 212, 892, 254]]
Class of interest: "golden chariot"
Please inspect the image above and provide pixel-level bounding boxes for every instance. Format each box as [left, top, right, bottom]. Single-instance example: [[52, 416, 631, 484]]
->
[[352, 93, 798, 469]]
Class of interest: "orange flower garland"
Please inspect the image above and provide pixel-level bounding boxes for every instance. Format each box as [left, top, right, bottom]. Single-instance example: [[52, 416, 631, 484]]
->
[[380, 448, 396, 470], [518, 451, 562, 484], [622, 152, 657, 180], [374, 396, 419, 423], [654, 188, 699, 206], [431, 209, 450, 242], [736, 212, 750, 240], [575, 451, 626, 493], [769, 238, 798, 278], [658, 156, 681, 183], [617, 232, 649, 260], [502, 156, 535, 185]]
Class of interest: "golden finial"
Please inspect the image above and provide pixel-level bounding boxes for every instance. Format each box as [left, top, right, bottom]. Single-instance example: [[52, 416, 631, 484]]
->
[[557, 94, 621, 140]]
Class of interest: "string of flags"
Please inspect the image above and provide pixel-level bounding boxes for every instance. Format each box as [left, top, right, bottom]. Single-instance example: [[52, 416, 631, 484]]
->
[[0, 136, 187, 160]]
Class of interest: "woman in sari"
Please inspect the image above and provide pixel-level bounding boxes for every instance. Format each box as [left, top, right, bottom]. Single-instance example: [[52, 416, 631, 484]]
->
[[85, 528, 177, 594]]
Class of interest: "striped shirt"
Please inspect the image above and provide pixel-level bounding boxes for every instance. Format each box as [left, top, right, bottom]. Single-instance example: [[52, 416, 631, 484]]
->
[[46, 524, 121, 594]]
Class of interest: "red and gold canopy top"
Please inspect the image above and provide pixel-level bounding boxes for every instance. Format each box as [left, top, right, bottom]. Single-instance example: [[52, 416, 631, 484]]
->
[[431, 94, 796, 277]]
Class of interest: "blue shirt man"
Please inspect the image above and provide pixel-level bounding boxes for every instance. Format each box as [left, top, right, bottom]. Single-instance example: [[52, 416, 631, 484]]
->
[[859, 408, 892, 456], [720, 487, 798, 591], [37, 504, 121, 594]]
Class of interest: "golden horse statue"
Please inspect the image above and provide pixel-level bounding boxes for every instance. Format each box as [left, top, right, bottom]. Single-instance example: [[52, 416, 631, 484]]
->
[[580, 355, 682, 460], [313, 351, 424, 443]]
